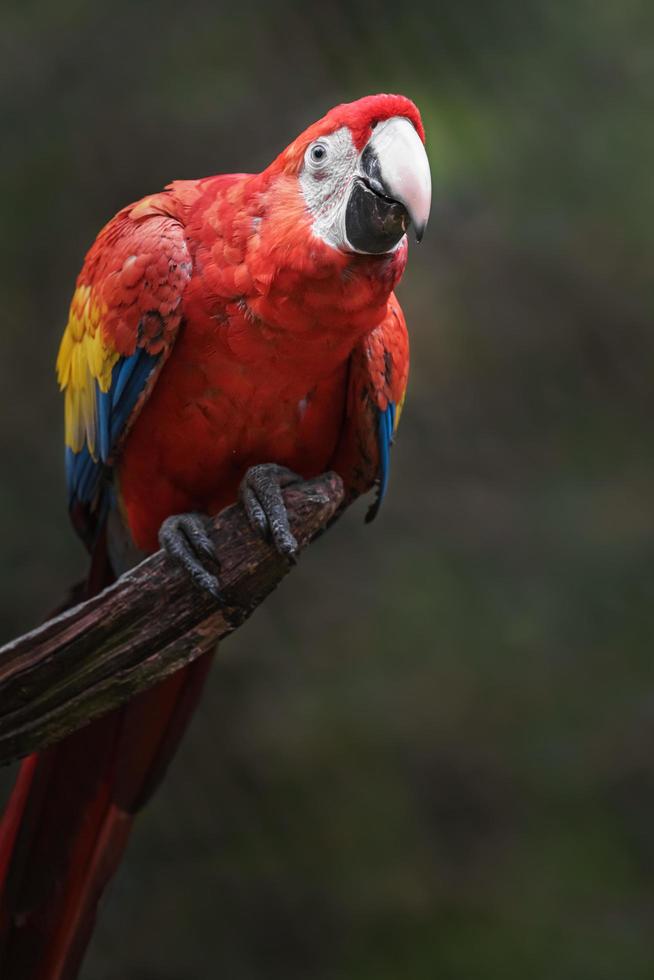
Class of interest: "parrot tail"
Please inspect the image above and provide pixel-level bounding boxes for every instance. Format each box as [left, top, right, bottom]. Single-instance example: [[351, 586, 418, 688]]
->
[[0, 531, 214, 980]]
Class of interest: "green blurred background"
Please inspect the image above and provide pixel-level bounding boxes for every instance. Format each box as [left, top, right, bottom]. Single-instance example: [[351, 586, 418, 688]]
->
[[2, 1, 654, 977]]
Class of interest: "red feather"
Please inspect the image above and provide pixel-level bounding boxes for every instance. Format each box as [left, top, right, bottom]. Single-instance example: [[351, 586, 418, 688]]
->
[[0, 94, 417, 980]]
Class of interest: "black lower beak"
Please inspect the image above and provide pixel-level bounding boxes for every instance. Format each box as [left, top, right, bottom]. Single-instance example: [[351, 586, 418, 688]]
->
[[345, 177, 410, 254]]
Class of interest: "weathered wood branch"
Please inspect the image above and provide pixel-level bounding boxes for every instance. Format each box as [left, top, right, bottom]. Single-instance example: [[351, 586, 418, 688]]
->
[[0, 473, 344, 766]]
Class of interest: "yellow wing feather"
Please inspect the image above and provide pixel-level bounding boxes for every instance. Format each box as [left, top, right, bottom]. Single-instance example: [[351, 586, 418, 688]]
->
[[56, 285, 118, 457]]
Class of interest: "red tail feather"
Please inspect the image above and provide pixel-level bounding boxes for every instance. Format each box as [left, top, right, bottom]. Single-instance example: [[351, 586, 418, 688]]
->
[[0, 550, 214, 979]]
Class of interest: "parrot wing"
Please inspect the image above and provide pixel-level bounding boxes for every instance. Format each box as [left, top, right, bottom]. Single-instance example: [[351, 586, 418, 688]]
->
[[56, 192, 192, 547], [333, 294, 409, 518], [0, 196, 203, 980]]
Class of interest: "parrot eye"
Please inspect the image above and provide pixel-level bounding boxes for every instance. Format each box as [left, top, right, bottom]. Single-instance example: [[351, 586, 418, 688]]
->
[[306, 141, 329, 170]]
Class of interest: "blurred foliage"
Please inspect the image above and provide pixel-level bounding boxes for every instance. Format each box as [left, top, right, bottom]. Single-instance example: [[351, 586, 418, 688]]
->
[[2, 1, 654, 978]]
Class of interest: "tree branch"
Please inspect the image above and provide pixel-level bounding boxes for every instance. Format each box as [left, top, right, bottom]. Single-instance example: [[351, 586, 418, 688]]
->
[[0, 473, 344, 766]]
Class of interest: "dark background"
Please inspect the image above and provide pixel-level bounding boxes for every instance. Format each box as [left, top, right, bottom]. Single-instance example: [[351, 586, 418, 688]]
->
[[2, 2, 654, 977]]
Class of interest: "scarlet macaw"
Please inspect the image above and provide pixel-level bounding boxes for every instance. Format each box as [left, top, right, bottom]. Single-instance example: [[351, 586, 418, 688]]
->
[[0, 93, 431, 979]]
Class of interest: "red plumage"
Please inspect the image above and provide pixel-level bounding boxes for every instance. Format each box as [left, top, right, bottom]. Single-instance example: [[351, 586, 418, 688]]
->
[[0, 94, 421, 979], [120, 169, 408, 549]]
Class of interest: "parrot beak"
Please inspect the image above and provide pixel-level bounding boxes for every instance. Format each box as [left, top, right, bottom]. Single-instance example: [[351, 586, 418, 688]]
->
[[345, 117, 432, 254]]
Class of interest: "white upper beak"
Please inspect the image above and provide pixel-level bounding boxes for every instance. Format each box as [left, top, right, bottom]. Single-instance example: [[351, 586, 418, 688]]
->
[[366, 116, 432, 241]]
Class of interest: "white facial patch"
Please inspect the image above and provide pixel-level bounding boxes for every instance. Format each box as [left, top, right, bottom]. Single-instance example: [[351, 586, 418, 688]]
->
[[299, 126, 358, 250]]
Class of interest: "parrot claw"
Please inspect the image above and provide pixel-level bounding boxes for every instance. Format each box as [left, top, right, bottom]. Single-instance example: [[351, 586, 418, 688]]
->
[[158, 512, 224, 602], [239, 463, 303, 559]]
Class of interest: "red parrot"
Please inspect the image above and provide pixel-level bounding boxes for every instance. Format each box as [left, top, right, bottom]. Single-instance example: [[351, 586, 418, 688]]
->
[[0, 93, 430, 979]]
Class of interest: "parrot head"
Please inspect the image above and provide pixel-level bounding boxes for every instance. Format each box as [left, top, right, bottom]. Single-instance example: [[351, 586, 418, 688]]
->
[[267, 94, 431, 257]]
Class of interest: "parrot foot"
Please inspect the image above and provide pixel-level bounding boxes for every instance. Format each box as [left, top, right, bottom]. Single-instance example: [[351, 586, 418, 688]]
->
[[239, 463, 303, 559], [158, 512, 224, 602]]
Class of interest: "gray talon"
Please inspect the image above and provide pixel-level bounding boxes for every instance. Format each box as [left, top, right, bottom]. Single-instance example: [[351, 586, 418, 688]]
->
[[240, 486, 268, 536], [159, 512, 224, 602], [239, 463, 303, 556]]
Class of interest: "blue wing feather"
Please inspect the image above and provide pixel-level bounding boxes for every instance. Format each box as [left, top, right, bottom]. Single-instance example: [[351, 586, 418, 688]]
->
[[109, 349, 158, 447], [365, 401, 396, 523], [66, 348, 160, 543], [97, 388, 112, 462]]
